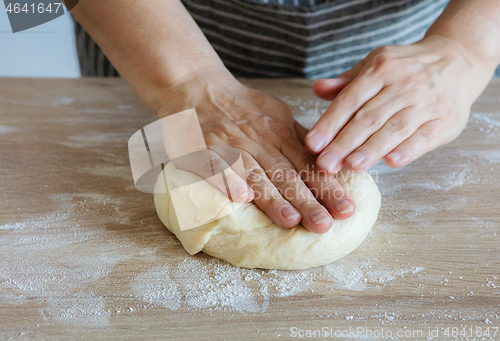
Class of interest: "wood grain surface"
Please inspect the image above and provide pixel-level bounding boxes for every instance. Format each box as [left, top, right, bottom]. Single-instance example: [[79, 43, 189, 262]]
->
[[1, 77, 500, 340]]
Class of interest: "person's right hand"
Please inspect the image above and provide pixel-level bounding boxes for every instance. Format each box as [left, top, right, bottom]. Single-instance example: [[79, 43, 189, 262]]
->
[[157, 67, 356, 234]]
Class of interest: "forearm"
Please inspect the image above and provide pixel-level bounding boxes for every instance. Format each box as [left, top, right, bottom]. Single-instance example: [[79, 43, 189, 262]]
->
[[425, 0, 500, 75], [70, 0, 232, 114]]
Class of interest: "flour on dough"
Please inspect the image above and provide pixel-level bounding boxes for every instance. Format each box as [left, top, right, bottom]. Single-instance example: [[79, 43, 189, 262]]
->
[[154, 162, 381, 270]]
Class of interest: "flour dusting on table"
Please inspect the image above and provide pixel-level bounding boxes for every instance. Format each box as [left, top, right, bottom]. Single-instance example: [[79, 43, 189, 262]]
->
[[0, 195, 423, 324], [2, 96, 500, 333]]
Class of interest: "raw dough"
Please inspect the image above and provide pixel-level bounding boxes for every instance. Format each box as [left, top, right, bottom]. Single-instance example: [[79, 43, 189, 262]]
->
[[154, 162, 381, 270]]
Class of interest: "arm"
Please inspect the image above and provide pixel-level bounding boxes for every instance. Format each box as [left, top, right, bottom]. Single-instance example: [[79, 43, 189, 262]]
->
[[71, 0, 357, 233], [426, 0, 500, 81], [306, 0, 500, 172], [70, 0, 229, 114]]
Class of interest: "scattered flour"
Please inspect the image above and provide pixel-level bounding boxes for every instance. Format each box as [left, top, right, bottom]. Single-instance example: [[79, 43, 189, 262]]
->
[[132, 264, 181, 310], [441, 167, 473, 190], [279, 95, 329, 129], [0, 199, 157, 327], [0, 125, 19, 134], [460, 149, 500, 164], [3, 97, 500, 335], [130, 255, 424, 313], [43, 293, 110, 327], [323, 258, 424, 291], [411, 166, 476, 191], [126, 102, 499, 315], [2, 202, 375, 321], [52, 97, 75, 107], [471, 112, 500, 129], [0, 95, 429, 328]]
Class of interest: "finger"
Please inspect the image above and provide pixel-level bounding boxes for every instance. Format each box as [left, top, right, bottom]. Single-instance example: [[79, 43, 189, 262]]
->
[[223, 162, 255, 204], [384, 120, 444, 168], [207, 146, 255, 204], [281, 140, 356, 220], [344, 107, 427, 171], [256, 149, 334, 234], [294, 120, 309, 145], [315, 86, 407, 173], [312, 62, 365, 101], [242, 152, 302, 228], [313, 78, 350, 101], [172, 149, 253, 204], [305, 74, 386, 154]]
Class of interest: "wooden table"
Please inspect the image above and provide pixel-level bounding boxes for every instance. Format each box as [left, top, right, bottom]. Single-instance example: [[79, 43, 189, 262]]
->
[[1, 77, 500, 340]]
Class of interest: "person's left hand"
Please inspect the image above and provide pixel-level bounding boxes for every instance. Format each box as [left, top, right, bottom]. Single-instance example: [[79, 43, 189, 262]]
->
[[305, 35, 491, 173]]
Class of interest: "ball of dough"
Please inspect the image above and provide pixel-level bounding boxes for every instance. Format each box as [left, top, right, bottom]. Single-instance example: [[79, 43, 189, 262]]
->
[[154, 162, 381, 270]]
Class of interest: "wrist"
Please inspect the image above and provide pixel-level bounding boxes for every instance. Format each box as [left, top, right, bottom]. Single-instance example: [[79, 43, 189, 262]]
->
[[423, 4, 500, 77], [417, 34, 494, 100], [421, 33, 487, 69]]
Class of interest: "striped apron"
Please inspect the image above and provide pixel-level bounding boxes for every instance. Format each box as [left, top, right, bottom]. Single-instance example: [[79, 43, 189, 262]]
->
[[74, 0, 500, 78]]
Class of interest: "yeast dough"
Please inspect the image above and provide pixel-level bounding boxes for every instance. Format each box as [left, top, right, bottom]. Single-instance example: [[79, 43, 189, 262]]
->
[[154, 162, 381, 270]]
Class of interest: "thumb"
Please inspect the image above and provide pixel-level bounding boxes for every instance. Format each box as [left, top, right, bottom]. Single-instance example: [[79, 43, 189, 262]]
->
[[313, 77, 350, 101], [314, 59, 367, 101]]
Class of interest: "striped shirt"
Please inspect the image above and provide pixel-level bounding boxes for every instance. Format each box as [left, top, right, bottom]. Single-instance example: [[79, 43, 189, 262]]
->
[[74, 0, 500, 78]]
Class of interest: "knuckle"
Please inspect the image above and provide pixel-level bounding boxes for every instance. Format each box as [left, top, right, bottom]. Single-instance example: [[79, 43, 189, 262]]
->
[[373, 45, 392, 55], [409, 71, 426, 84], [337, 92, 359, 109], [421, 125, 440, 141], [319, 181, 344, 201], [371, 52, 396, 72], [272, 167, 298, 184], [297, 159, 312, 174], [240, 124, 260, 142], [295, 199, 315, 212], [246, 167, 266, 183], [318, 181, 336, 198], [266, 189, 283, 205], [387, 113, 413, 134], [269, 121, 295, 140], [210, 120, 231, 133], [354, 109, 384, 129], [264, 197, 278, 208], [296, 154, 316, 176], [274, 97, 292, 113], [402, 73, 429, 91], [308, 187, 320, 200]]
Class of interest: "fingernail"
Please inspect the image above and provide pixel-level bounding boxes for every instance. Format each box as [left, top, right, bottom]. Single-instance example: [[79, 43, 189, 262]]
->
[[281, 205, 300, 220], [335, 199, 354, 215], [328, 78, 346, 85], [317, 151, 339, 173], [388, 152, 402, 163], [348, 153, 365, 167], [246, 185, 255, 201], [311, 210, 332, 225], [307, 131, 326, 152], [237, 185, 248, 196]]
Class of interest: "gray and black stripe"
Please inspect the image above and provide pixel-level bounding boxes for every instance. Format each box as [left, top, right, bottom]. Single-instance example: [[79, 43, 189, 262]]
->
[[74, 0, 500, 78]]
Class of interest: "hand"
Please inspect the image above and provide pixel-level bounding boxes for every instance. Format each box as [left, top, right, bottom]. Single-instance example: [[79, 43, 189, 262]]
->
[[158, 67, 356, 233], [305, 35, 489, 172]]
